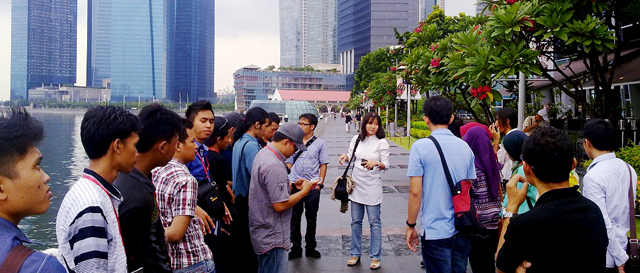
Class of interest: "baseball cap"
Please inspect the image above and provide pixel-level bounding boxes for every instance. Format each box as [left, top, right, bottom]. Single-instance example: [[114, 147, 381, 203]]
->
[[277, 122, 307, 151], [537, 109, 549, 122]]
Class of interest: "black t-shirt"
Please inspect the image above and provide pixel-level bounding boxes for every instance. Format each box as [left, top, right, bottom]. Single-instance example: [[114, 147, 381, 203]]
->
[[496, 186, 608, 273], [113, 168, 171, 273], [206, 149, 233, 205]]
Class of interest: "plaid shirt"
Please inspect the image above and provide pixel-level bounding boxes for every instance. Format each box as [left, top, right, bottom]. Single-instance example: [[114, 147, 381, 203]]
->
[[152, 158, 213, 270]]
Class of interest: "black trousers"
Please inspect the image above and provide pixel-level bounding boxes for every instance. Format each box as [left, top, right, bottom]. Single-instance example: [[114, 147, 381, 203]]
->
[[231, 195, 258, 272], [290, 189, 321, 251], [468, 228, 500, 273]]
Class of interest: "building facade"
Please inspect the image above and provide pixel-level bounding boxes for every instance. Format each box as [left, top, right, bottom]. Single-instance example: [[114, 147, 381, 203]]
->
[[86, 0, 111, 88], [11, 0, 77, 100], [337, 0, 419, 90], [419, 0, 438, 21], [29, 85, 111, 102], [233, 65, 347, 111], [280, 0, 338, 67]]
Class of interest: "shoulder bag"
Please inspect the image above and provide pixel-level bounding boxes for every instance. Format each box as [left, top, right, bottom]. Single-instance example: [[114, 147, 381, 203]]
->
[[429, 135, 482, 232], [0, 244, 35, 273], [626, 164, 640, 272], [331, 138, 361, 202]]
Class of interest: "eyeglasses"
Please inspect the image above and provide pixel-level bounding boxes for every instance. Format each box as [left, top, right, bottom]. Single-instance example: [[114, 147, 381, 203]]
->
[[299, 122, 311, 126]]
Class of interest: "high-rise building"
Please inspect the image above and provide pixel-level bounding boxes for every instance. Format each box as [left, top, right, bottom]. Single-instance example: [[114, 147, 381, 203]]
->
[[337, 0, 419, 90], [280, 0, 338, 68], [171, 0, 215, 102], [86, 0, 111, 89], [476, 0, 487, 15], [419, 0, 438, 21], [11, 0, 77, 100]]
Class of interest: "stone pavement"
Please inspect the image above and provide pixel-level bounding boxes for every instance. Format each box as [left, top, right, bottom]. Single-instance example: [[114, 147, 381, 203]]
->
[[287, 116, 429, 273]]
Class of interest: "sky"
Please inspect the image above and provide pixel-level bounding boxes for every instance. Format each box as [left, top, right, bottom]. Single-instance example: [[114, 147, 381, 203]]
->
[[0, 0, 476, 101]]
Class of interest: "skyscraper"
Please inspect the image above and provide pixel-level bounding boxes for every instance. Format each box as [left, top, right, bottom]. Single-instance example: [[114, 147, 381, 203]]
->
[[171, 0, 215, 102], [86, 0, 111, 88], [337, 0, 419, 90], [419, 0, 438, 21], [280, 0, 338, 67], [11, 0, 77, 100]]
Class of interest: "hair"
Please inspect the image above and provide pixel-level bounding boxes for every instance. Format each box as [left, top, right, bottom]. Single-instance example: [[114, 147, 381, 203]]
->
[[81, 106, 140, 160], [204, 116, 231, 146], [136, 104, 182, 153], [223, 111, 246, 142], [271, 131, 291, 143], [448, 116, 464, 138], [423, 96, 453, 125], [178, 118, 194, 143], [583, 119, 616, 152], [299, 113, 318, 129], [359, 112, 385, 140], [496, 107, 518, 131], [185, 100, 213, 122], [521, 126, 574, 183], [0, 107, 44, 178], [237, 107, 268, 136], [267, 112, 281, 125]]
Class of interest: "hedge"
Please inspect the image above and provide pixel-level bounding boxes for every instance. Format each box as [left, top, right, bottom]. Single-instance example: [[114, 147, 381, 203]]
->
[[410, 128, 431, 139]]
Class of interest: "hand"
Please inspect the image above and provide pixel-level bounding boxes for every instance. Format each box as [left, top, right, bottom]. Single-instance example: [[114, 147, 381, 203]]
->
[[195, 206, 215, 234], [338, 154, 349, 165], [489, 123, 501, 143], [618, 264, 625, 273], [222, 202, 233, 225], [300, 178, 319, 192], [294, 178, 308, 190], [220, 228, 230, 236], [362, 159, 379, 170], [506, 174, 529, 212], [311, 177, 324, 190], [406, 227, 419, 252], [516, 261, 532, 273]]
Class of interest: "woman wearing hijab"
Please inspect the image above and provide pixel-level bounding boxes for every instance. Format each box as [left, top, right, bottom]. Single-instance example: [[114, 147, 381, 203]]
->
[[463, 126, 503, 273], [502, 131, 539, 214]]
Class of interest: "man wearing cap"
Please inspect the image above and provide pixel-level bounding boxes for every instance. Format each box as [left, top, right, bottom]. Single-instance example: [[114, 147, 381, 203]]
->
[[248, 122, 320, 273], [522, 110, 547, 136]]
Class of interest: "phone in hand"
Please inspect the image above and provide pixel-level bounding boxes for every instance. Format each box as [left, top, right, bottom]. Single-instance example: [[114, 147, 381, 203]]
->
[[361, 159, 368, 166]]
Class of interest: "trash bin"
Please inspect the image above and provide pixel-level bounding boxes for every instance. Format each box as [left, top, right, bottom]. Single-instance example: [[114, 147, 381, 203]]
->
[[389, 122, 396, 137]]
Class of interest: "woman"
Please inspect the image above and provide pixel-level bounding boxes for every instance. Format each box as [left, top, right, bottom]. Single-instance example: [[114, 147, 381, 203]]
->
[[502, 131, 538, 214], [338, 112, 390, 270], [463, 126, 503, 273]]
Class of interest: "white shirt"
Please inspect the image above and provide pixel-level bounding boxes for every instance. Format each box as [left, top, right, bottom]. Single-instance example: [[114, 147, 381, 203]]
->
[[583, 153, 638, 268], [497, 129, 519, 180], [345, 135, 390, 206]]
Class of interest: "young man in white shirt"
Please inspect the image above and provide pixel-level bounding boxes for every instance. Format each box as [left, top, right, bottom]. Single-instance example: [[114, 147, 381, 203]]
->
[[583, 119, 638, 273]]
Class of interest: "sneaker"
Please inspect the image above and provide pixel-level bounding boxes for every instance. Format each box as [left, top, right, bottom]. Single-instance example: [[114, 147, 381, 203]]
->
[[306, 249, 321, 258], [289, 249, 302, 260]]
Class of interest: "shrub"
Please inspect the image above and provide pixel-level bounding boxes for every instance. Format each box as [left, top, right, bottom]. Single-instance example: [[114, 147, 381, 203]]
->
[[411, 121, 428, 130], [616, 144, 640, 214], [410, 128, 431, 139]]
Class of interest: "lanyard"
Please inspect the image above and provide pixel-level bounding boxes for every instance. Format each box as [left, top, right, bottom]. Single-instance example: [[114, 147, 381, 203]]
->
[[196, 147, 210, 179], [82, 174, 125, 249]]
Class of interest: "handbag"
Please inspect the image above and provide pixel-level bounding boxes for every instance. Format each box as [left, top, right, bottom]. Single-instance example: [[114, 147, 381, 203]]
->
[[197, 180, 225, 221], [626, 164, 640, 272], [331, 138, 361, 202], [428, 135, 482, 232]]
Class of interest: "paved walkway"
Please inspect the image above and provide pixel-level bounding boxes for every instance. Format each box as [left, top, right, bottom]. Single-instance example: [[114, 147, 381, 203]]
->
[[288, 117, 427, 273]]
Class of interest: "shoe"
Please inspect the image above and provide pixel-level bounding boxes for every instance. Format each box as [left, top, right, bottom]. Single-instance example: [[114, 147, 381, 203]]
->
[[288, 249, 302, 260], [370, 259, 381, 270], [306, 249, 321, 258], [347, 256, 360, 266]]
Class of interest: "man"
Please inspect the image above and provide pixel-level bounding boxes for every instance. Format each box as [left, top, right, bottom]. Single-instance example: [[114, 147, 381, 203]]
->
[[113, 104, 181, 273], [153, 119, 214, 272], [185, 100, 215, 183], [0, 108, 66, 272], [287, 113, 329, 259], [522, 110, 546, 136], [496, 127, 607, 273], [406, 96, 476, 273], [582, 119, 637, 272], [249, 123, 320, 273], [57, 106, 140, 272], [345, 113, 353, 132], [355, 112, 362, 132], [258, 112, 281, 148]]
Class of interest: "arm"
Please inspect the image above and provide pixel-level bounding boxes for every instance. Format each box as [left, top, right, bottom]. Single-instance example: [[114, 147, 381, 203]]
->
[[166, 174, 199, 242], [164, 215, 192, 243], [406, 176, 423, 252], [319, 164, 328, 184], [119, 206, 151, 269], [489, 124, 501, 153], [272, 179, 318, 212], [496, 175, 528, 260], [67, 206, 110, 272], [339, 136, 358, 165]]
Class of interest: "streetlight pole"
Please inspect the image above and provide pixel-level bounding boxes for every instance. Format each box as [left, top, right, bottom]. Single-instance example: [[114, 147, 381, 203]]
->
[[407, 81, 411, 137], [518, 72, 526, 130]]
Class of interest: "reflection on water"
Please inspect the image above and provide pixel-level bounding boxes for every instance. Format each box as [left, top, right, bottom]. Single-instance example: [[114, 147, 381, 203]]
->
[[19, 111, 88, 250]]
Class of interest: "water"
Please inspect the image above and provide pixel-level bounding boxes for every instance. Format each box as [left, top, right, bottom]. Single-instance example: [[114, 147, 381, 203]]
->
[[20, 111, 88, 250]]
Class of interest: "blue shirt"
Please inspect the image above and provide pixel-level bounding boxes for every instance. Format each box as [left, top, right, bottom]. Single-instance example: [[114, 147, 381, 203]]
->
[[233, 133, 261, 197], [407, 129, 476, 240], [0, 217, 66, 272], [186, 141, 209, 181], [286, 136, 330, 181]]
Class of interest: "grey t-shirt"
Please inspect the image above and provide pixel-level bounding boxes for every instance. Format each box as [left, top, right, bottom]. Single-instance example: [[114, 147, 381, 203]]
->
[[248, 143, 292, 255]]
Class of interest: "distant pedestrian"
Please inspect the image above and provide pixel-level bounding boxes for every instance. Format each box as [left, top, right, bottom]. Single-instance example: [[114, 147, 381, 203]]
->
[[258, 112, 280, 148], [0, 107, 66, 272], [249, 123, 320, 273], [345, 113, 353, 132], [522, 110, 546, 136], [405, 96, 476, 273], [355, 112, 362, 132], [57, 106, 140, 272], [338, 112, 390, 270]]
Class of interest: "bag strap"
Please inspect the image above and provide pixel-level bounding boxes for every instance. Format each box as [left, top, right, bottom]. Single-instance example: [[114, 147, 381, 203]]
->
[[343, 138, 362, 177], [428, 136, 458, 196], [291, 136, 317, 165], [0, 244, 35, 273], [627, 164, 638, 257]]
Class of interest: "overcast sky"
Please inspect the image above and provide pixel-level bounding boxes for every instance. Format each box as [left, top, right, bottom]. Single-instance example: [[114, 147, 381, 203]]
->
[[0, 0, 475, 101]]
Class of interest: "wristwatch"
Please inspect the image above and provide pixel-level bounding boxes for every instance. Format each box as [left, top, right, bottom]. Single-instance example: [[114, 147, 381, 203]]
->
[[406, 220, 417, 228], [502, 208, 517, 219]]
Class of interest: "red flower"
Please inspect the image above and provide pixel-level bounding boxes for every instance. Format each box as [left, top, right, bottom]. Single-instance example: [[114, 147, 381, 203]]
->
[[474, 25, 479, 31], [391, 67, 397, 71], [506, 0, 517, 4], [431, 44, 439, 51], [414, 27, 422, 33], [430, 58, 441, 68]]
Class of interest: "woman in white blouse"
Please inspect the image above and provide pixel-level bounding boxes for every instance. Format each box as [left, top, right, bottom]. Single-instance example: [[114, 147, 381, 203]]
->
[[338, 112, 390, 270]]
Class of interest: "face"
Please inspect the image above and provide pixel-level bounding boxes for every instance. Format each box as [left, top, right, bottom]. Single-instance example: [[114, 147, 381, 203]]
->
[[192, 110, 215, 142], [264, 121, 280, 140], [178, 128, 198, 163], [298, 118, 314, 135], [218, 130, 234, 151], [117, 133, 139, 173], [535, 115, 543, 122], [365, 117, 379, 137], [283, 139, 298, 158], [0, 147, 51, 223], [254, 121, 269, 139]]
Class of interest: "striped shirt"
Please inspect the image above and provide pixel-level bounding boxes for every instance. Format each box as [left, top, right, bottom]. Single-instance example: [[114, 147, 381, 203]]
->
[[56, 169, 127, 273], [152, 158, 213, 270]]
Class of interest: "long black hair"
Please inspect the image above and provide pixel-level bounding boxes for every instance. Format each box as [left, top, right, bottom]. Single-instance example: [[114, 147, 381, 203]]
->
[[359, 112, 385, 140], [236, 107, 268, 138]]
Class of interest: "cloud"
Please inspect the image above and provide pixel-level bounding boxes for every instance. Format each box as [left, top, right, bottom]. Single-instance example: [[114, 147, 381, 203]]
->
[[215, 34, 280, 92]]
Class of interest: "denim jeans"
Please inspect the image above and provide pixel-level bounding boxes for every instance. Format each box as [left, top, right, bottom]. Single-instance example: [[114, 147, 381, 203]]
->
[[174, 259, 215, 273], [291, 189, 320, 251], [421, 233, 471, 273], [350, 201, 382, 260], [257, 247, 288, 273]]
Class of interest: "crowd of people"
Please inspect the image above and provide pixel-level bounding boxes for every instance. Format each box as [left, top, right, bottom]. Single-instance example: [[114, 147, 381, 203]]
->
[[0, 95, 636, 273]]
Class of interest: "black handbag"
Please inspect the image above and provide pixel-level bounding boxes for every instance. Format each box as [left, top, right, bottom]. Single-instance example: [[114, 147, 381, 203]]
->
[[197, 180, 225, 221], [332, 138, 361, 202], [626, 165, 640, 272]]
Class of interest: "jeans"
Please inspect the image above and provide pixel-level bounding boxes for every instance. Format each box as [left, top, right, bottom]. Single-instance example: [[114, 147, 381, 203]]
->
[[174, 259, 215, 273], [350, 201, 382, 260], [291, 189, 320, 251], [257, 247, 288, 273], [421, 233, 471, 273], [469, 229, 499, 273]]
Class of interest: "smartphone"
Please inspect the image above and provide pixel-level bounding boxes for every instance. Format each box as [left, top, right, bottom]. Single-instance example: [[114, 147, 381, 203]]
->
[[361, 159, 368, 166]]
